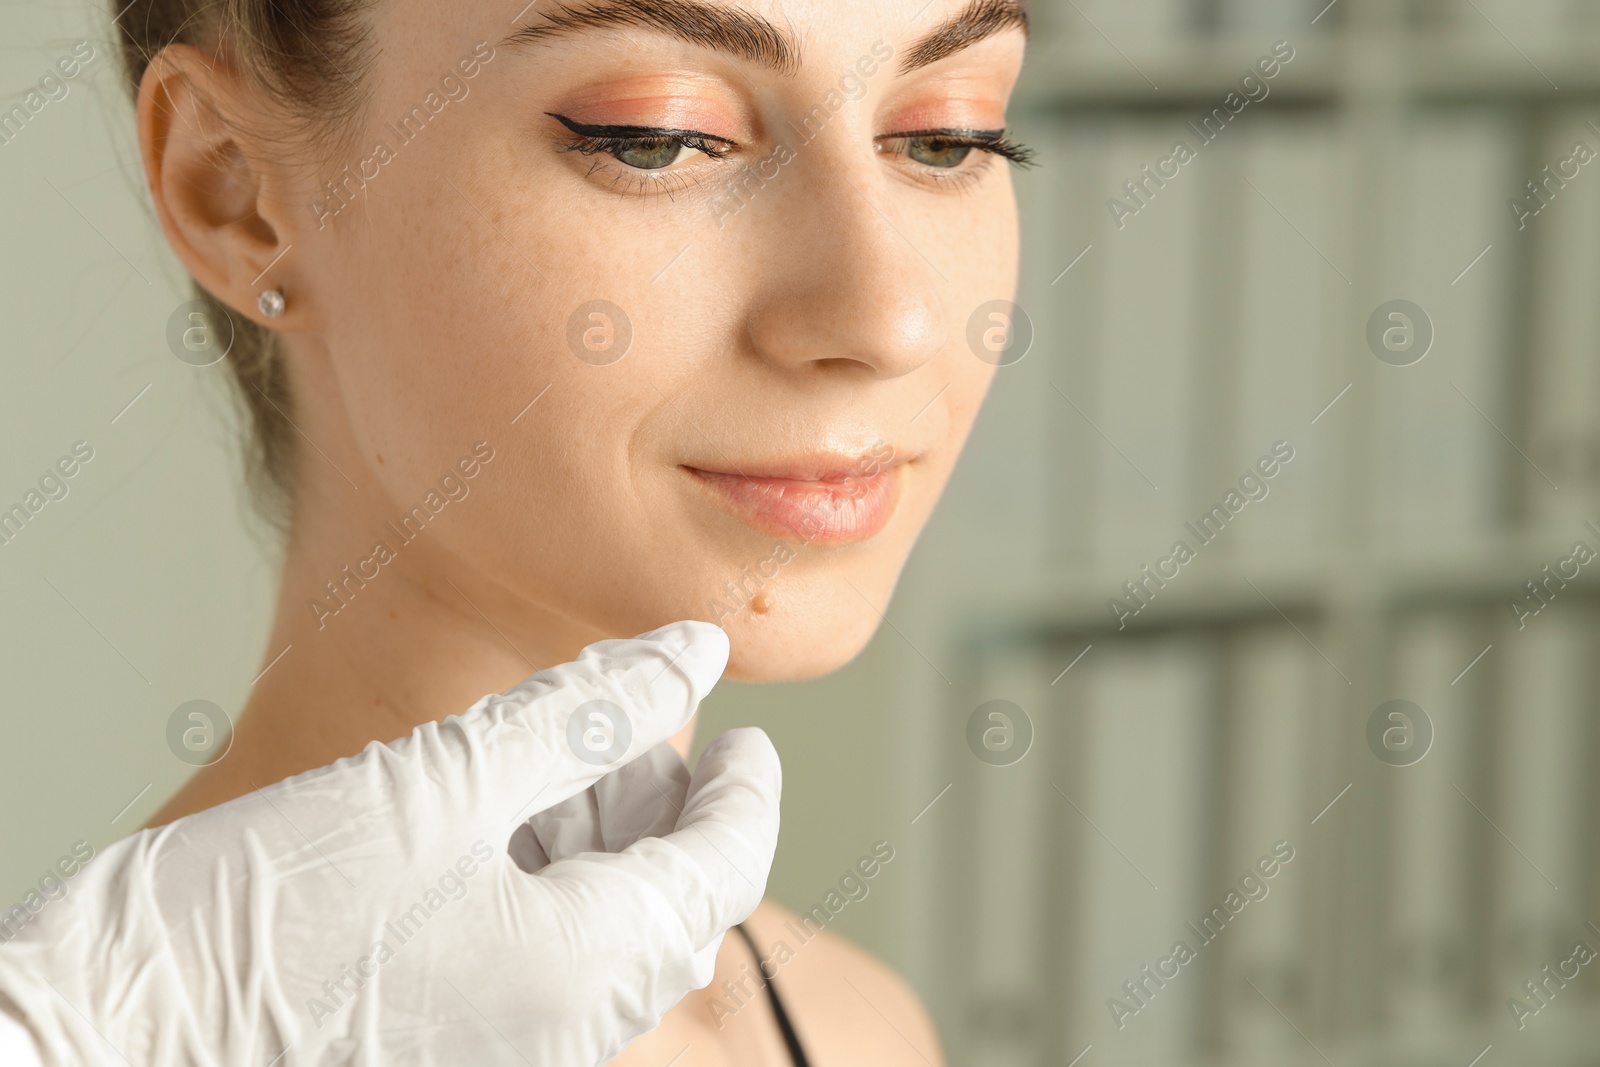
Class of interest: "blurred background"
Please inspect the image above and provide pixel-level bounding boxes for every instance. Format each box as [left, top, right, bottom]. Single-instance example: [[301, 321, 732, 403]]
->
[[4, 0, 1600, 1065]]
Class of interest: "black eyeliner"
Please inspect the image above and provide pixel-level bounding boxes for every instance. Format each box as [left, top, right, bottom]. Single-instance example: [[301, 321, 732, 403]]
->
[[545, 111, 734, 147]]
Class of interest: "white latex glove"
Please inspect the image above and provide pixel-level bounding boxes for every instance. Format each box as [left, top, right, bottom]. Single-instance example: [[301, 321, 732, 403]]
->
[[0, 621, 780, 1067]]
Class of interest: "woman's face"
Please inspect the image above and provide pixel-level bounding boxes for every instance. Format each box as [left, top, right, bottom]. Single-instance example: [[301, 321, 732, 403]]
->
[[278, 0, 1025, 680]]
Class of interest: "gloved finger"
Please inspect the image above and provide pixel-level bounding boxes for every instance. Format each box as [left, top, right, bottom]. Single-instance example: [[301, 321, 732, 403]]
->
[[511, 743, 689, 873], [370, 620, 727, 830], [534, 727, 781, 957], [507, 820, 551, 873], [596, 742, 690, 852]]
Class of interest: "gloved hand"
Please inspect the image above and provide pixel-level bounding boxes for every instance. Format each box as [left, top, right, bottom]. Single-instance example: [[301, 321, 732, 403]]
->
[[0, 620, 780, 1067]]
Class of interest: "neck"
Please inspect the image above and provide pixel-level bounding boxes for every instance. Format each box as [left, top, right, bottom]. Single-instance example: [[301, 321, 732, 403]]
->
[[148, 354, 696, 825]]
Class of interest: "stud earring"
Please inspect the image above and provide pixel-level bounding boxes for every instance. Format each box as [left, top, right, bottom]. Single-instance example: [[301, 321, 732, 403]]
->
[[257, 288, 286, 319]]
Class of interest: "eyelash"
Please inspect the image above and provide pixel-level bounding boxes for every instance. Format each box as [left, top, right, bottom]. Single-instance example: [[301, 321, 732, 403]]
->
[[546, 112, 1036, 198]]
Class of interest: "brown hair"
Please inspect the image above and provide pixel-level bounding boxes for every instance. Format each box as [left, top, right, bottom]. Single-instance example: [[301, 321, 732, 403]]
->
[[114, 0, 374, 528]]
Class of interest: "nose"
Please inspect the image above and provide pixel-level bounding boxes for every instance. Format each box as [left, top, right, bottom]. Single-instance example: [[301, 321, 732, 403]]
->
[[743, 171, 946, 380]]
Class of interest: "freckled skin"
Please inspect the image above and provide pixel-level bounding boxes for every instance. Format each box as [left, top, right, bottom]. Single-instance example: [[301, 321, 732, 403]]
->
[[136, 1, 1024, 1062]]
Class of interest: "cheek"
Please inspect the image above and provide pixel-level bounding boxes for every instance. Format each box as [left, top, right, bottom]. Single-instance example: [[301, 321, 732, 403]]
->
[[319, 135, 654, 481], [309, 134, 745, 627], [941, 187, 1016, 433]]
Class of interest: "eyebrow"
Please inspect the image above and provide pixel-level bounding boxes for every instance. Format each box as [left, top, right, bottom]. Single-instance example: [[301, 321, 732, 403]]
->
[[504, 0, 800, 74], [903, 0, 1029, 73], [502, 0, 1028, 78]]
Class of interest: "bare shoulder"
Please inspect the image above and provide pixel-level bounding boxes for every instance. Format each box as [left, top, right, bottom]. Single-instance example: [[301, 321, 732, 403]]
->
[[742, 899, 945, 1066]]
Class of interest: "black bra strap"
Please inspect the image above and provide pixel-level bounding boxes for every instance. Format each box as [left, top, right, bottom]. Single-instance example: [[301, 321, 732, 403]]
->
[[732, 922, 812, 1067]]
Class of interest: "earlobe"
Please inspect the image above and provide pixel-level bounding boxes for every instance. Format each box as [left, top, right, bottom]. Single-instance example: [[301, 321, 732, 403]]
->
[[137, 46, 304, 329]]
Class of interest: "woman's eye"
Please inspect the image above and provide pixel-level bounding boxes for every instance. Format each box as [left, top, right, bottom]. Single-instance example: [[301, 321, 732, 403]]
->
[[612, 137, 688, 170], [877, 129, 1035, 176], [905, 137, 974, 169], [546, 113, 732, 174]]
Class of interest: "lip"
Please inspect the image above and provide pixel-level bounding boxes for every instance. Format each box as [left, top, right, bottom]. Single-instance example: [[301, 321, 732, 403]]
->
[[684, 453, 906, 545]]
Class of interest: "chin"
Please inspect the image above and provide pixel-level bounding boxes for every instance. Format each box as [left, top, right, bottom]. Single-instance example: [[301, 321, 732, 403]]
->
[[715, 590, 889, 682]]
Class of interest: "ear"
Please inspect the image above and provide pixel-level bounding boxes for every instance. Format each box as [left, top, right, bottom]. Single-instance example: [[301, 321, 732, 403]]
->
[[137, 45, 311, 330]]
